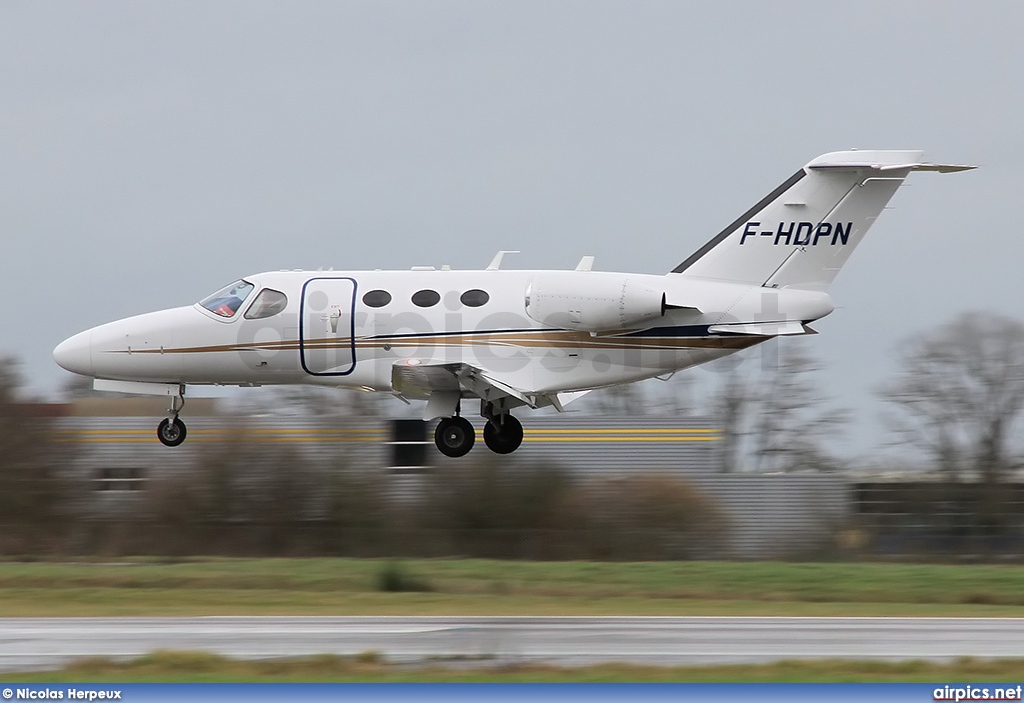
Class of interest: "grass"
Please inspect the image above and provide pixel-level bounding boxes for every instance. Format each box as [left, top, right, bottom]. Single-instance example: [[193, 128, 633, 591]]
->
[[1, 558, 1024, 617], [4, 559, 1024, 682], [5, 650, 1024, 683]]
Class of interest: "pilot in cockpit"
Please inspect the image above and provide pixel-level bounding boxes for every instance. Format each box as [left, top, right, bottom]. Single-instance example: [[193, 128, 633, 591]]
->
[[199, 280, 255, 318]]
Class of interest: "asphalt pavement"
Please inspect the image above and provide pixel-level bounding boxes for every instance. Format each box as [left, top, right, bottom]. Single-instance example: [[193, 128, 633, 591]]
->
[[0, 616, 1021, 671]]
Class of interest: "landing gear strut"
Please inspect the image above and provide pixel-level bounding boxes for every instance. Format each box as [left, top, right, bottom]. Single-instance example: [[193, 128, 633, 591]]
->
[[434, 416, 475, 457], [481, 401, 524, 454], [157, 386, 187, 447]]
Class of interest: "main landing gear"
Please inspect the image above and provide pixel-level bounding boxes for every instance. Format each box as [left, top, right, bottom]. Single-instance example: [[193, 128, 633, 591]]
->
[[483, 413, 523, 455], [157, 387, 187, 447], [432, 403, 525, 457], [434, 416, 475, 457]]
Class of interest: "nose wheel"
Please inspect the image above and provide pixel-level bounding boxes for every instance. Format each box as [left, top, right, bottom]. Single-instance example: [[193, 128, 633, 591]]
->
[[157, 417, 187, 447], [434, 416, 475, 457], [157, 386, 187, 447], [483, 414, 523, 454]]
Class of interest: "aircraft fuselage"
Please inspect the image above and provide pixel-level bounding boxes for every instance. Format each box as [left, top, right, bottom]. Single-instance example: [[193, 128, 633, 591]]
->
[[53, 268, 833, 398]]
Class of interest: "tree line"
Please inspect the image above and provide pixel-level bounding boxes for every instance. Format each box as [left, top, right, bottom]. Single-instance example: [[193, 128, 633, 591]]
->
[[698, 311, 1024, 481], [0, 364, 727, 558]]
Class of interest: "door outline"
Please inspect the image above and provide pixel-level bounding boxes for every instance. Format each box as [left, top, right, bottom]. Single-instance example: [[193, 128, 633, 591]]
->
[[299, 276, 358, 377]]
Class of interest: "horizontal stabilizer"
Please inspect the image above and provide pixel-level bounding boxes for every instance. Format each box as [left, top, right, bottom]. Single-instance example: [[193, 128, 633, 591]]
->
[[708, 321, 809, 336], [809, 161, 976, 173]]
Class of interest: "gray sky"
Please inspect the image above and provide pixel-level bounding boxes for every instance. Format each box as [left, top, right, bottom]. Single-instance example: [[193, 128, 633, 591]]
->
[[2, 1, 1021, 452]]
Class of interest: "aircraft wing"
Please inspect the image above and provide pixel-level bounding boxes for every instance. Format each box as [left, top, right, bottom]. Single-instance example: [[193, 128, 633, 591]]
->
[[391, 360, 589, 419], [391, 360, 462, 397]]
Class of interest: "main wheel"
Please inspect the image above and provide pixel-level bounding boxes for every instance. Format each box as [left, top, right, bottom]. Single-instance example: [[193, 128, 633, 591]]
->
[[434, 416, 475, 457], [483, 414, 524, 454], [157, 417, 187, 447]]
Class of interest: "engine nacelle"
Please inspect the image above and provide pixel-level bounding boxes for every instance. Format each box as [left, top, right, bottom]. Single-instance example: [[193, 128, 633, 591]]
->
[[525, 272, 666, 332]]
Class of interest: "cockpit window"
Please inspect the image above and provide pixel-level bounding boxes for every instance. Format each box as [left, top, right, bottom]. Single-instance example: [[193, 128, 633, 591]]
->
[[200, 280, 255, 318], [244, 288, 288, 320]]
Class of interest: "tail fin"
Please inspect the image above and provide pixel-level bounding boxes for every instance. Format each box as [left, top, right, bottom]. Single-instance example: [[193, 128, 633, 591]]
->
[[671, 150, 974, 290]]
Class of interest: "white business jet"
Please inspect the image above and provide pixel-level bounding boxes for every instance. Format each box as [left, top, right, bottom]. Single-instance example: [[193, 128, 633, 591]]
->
[[53, 150, 972, 456]]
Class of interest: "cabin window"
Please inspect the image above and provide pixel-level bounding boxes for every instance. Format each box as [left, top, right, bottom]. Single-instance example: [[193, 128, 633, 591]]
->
[[411, 289, 440, 307], [244, 289, 288, 319], [460, 289, 489, 307], [362, 290, 392, 308], [200, 280, 255, 318]]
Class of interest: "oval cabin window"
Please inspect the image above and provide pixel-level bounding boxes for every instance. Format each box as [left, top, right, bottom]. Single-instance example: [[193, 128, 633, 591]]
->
[[362, 290, 392, 308], [460, 289, 489, 307], [411, 289, 441, 307]]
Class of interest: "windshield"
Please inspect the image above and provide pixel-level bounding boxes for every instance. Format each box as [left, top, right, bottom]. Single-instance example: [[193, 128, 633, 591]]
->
[[199, 280, 255, 318]]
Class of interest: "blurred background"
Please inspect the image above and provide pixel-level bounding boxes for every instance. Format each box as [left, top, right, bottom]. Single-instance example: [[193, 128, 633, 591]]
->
[[3, 1, 1024, 563], [5, 313, 1024, 562]]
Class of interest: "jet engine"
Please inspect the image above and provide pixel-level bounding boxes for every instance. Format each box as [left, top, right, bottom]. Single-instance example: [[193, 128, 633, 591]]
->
[[525, 272, 666, 332]]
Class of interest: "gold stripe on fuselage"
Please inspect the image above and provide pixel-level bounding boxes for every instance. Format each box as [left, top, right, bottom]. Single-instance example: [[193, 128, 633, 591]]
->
[[114, 328, 764, 356]]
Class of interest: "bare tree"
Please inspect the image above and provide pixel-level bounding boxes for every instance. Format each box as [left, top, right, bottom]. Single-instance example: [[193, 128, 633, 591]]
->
[[882, 311, 1024, 484], [709, 364, 753, 473], [750, 339, 848, 472], [0, 357, 73, 552], [709, 339, 847, 473]]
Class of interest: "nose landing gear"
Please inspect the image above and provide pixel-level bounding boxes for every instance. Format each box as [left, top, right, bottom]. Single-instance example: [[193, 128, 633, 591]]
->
[[157, 417, 187, 447], [156, 387, 187, 447]]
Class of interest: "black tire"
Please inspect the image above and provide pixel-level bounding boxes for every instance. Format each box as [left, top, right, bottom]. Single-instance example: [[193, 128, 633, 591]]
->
[[434, 416, 475, 457], [483, 414, 524, 454], [157, 417, 187, 447]]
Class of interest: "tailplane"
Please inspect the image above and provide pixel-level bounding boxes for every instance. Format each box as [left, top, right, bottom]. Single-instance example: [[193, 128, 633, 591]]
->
[[671, 150, 974, 290]]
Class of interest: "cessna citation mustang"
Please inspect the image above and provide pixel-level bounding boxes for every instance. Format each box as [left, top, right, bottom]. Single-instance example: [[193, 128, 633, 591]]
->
[[54, 150, 972, 456]]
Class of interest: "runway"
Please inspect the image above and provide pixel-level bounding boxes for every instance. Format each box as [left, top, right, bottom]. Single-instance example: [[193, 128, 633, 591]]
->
[[0, 616, 1022, 672]]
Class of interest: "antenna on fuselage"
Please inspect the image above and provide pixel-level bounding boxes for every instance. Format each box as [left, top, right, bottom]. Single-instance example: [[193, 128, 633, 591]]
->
[[486, 250, 520, 270]]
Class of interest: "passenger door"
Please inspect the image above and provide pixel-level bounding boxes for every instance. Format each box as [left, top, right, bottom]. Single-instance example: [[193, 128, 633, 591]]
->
[[299, 277, 357, 376]]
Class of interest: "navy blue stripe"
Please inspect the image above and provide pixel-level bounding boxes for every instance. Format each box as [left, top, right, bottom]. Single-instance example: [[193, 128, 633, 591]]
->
[[369, 329, 538, 340], [364, 324, 806, 341], [621, 325, 715, 338]]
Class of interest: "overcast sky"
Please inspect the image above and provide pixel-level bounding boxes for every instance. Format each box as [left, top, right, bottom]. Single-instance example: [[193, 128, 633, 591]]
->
[[2, 1, 1021, 452]]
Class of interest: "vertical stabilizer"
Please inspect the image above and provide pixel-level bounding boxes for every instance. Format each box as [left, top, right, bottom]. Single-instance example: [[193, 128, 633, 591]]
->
[[671, 150, 972, 290]]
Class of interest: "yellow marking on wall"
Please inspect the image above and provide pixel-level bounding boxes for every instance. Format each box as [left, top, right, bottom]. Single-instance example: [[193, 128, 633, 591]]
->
[[58, 435, 385, 444], [54, 428, 385, 443], [56, 426, 715, 444], [523, 436, 719, 442], [526, 428, 720, 434]]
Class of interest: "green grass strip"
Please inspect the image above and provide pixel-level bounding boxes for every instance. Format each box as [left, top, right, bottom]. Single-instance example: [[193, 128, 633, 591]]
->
[[1, 558, 1024, 616], [5, 650, 1024, 683]]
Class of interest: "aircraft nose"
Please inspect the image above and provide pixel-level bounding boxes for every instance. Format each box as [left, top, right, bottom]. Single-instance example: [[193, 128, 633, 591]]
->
[[53, 330, 94, 376]]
